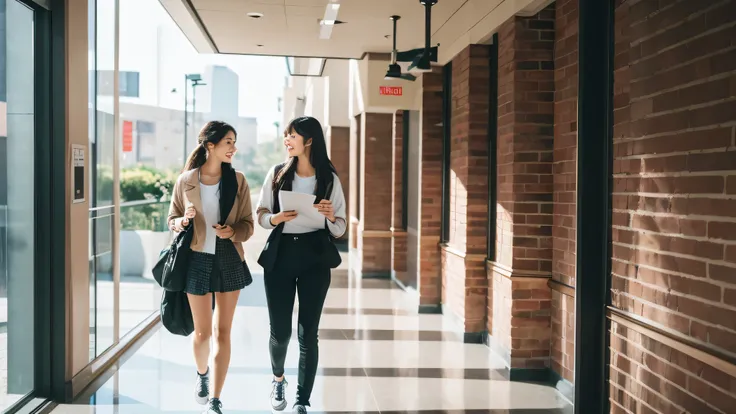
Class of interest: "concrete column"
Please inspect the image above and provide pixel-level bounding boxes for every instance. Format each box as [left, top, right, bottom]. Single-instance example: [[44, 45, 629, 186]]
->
[[324, 59, 351, 241]]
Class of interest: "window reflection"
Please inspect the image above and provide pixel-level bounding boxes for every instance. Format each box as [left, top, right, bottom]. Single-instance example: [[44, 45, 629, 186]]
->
[[0, 0, 36, 409], [89, 0, 117, 359]]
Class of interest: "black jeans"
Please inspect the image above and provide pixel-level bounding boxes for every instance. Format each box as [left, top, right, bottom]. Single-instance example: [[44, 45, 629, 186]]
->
[[263, 231, 331, 406]]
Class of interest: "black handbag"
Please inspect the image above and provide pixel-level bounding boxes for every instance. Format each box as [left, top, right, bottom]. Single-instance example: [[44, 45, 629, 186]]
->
[[319, 179, 342, 269], [152, 224, 194, 292], [160, 290, 194, 336], [258, 164, 342, 271], [258, 164, 287, 272]]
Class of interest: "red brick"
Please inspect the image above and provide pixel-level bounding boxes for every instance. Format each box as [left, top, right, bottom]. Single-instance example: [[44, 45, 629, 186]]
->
[[708, 221, 736, 241], [391, 111, 408, 282], [727, 175, 736, 194], [328, 126, 350, 240], [611, 1, 736, 411], [728, 246, 736, 265], [354, 113, 393, 274], [709, 263, 736, 284], [418, 70, 444, 304]]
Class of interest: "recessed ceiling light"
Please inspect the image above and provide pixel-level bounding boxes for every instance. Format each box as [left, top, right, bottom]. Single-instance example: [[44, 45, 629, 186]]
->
[[319, 19, 345, 26], [247, 12, 264, 19]]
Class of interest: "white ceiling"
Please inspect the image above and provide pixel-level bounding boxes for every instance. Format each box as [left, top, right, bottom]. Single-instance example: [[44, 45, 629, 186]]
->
[[164, 0, 553, 61]]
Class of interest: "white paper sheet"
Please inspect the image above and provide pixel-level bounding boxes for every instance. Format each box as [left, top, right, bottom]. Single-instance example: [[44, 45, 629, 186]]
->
[[277, 190, 324, 228]]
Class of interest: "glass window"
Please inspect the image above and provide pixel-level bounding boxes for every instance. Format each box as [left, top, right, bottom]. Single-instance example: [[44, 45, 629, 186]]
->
[[0, 0, 36, 408], [87, 0, 97, 361], [89, 0, 117, 359], [117, 0, 167, 341], [119, 71, 140, 98]]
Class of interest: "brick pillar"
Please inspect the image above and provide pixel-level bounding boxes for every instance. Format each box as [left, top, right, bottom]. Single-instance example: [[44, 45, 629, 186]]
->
[[418, 71, 444, 309], [551, 0, 577, 385], [391, 111, 408, 283], [328, 125, 350, 241], [353, 112, 393, 277], [441, 45, 490, 341], [488, 4, 555, 375]]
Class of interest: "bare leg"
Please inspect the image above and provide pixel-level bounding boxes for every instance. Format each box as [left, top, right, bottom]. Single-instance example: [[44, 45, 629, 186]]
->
[[211, 290, 241, 399], [188, 293, 214, 375]]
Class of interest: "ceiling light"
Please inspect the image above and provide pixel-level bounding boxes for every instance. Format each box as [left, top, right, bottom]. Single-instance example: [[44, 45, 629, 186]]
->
[[320, 1, 341, 40], [409, 0, 437, 73], [247, 12, 263, 18], [384, 16, 417, 82], [408, 53, 432, 72]]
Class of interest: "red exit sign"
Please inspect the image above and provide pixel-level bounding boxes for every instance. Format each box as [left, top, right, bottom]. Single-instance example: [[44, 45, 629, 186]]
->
[[379, 86, 403, 96]]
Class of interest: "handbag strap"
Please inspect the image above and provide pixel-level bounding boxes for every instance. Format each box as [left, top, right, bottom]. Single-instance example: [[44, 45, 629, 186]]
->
[[271, 163, 287, 216]]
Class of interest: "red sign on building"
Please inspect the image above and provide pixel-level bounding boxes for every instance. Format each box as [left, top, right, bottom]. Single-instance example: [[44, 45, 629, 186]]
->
[[379, 86, 403, 96], [122, 120, 133, 153]]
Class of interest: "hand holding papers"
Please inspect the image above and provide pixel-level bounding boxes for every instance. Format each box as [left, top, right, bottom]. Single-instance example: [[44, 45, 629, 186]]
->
[[278, 190, 326, 228]]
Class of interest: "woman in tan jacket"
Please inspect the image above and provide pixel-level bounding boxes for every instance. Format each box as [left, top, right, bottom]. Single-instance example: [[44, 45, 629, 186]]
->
[[168, 120, 254, 414]]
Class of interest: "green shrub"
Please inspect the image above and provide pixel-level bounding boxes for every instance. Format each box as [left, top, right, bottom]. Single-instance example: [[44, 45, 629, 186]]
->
[[119, 165, 176, 231], [120, 165, 176, 202]]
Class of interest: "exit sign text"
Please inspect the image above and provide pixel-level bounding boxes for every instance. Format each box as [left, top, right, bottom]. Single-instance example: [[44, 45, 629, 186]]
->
[[379, 86, 403, 96]]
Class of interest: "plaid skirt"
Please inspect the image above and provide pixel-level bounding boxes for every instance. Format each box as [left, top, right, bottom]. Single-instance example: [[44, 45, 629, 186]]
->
[[185, 238, 251, 295]]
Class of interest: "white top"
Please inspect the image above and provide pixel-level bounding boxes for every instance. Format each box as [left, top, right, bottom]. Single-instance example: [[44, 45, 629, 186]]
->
[[200, 182, 220, 254], [257, 167, 347, 237]]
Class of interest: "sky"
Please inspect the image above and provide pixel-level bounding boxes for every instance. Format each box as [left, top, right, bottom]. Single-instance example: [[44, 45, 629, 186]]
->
[[99, 0, 289, 142]]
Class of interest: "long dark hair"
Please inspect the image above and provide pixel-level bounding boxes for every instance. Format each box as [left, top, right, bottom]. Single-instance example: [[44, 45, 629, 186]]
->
[[183, 120, 237, 171], [183, 121, 238, 224], [274, 116, 337, 201]]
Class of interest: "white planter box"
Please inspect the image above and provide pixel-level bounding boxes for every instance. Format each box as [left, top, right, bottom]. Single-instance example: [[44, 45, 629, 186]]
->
[[120, 230, 171, 279]]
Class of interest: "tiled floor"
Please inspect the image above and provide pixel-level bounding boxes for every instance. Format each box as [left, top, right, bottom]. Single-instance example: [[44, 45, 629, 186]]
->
[[50, 212, 573, 414]]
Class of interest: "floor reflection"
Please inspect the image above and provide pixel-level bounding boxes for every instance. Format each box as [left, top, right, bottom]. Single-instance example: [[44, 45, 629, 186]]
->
[[53, 206, 572, 413], [52, 268, 572, 414]]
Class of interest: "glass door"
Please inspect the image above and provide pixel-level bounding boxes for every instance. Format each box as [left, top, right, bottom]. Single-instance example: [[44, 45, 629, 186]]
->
[[0, 0, 37, 410]]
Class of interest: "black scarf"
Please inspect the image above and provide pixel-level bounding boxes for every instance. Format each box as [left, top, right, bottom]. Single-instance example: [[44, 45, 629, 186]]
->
[[218, 163, 238, 225]]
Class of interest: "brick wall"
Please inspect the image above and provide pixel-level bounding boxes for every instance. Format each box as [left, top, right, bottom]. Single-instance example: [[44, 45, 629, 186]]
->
[[328, 125, 350, 240], [392, 111, 408, 282], [610, 0, 736, 412], [358, 112, 393, 275], [441, 44, 490, 335], [551, 0, 578, 384], [488, 4, 556, 370], [419, 71, 444, 305]]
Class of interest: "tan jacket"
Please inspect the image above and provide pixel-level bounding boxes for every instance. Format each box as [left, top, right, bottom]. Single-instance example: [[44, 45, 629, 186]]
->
[[167, 168, 254, 261]]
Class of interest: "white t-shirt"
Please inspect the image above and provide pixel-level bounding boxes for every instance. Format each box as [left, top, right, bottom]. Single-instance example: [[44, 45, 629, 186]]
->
[[256, 167, 347, 237], [200, 182, 220, 254]]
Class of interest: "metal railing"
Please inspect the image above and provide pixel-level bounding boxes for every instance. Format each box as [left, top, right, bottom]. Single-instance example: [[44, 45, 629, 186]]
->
[[119, 199, 170, 232]]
